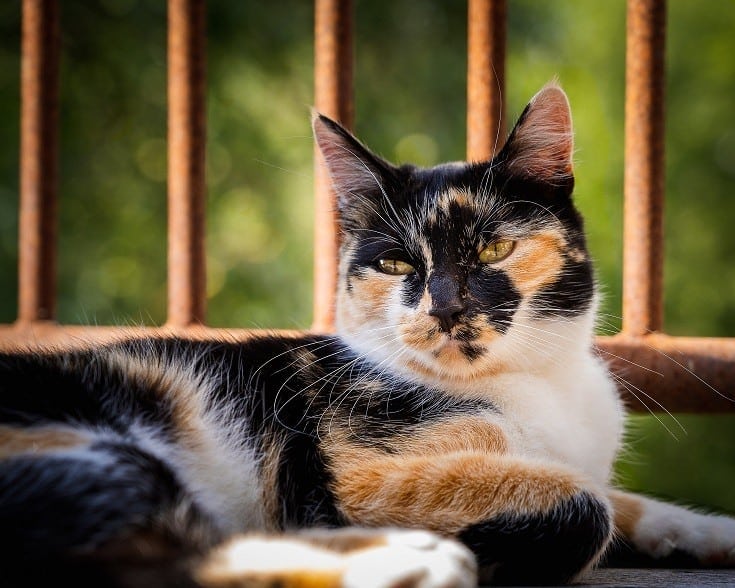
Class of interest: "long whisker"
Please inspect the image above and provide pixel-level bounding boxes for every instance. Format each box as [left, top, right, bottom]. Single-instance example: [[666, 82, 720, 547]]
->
[[610, 371, 684, 441]]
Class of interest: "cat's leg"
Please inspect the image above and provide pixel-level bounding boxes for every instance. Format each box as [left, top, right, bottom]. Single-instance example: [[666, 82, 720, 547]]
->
[[329, 451, 613, 585], [196, 527, 477, 588], [609, 489, 735, 567], [0, 435, 221, 586]]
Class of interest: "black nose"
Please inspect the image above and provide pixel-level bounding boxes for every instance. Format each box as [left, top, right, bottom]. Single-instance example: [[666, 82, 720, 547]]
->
[[429, 302, 465, 332]]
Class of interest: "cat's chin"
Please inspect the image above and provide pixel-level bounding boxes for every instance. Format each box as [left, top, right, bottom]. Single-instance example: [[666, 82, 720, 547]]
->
[[398, 339, 508, 385]]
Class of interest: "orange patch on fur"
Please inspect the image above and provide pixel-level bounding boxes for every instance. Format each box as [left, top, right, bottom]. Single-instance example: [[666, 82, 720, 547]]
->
[[400, 327, 440, 351], [504, 232, 565, 296], [0, 425, 90, 458], [353, 276, 391, 313], [396, 418, 508, 456], [399, 293, 441, 352], [291, 528, 388, 554], [338, 272, 395, 332], [260, 435, 286, 532], [609, 490, 644, 539], [328, 431, 582, 534], [438, 188, 470, 212]]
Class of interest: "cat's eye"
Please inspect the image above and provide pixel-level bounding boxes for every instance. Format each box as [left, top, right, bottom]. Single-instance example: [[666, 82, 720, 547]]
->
[[478, 240, 515, 263], [377, 259, 415, 275]]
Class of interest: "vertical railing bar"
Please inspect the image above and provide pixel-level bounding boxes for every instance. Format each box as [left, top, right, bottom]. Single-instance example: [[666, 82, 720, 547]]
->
[[467, 0, 506, 162], [167, 0, 207, 327], [622, 0, 666, 337], [17, 0, 60, 324], [312, 0, 354, 333]]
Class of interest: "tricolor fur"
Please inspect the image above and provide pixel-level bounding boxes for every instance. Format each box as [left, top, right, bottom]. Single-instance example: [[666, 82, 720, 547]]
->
[[1, 83, 734, 587]]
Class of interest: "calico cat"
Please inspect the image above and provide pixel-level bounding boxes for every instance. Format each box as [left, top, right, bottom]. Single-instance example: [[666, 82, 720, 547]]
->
[[1, 83, 734, 587]]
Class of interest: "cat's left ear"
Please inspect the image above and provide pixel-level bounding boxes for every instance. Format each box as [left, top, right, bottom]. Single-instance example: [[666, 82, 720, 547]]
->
[[312, 112, 398, 219], [496, 81, 574, 188]]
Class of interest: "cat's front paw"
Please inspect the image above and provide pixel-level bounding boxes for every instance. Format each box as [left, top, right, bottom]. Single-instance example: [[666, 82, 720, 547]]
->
[[342, 529, 477, 588], [197, 528, 477, 588]]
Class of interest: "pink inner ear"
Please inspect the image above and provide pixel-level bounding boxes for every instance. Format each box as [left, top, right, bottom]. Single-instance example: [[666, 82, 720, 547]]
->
[[505, 83, 574, 182], [313, 115, 381, 197]]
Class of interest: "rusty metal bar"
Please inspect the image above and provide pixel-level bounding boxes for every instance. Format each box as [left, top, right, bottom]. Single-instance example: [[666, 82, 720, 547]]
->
[[312, 0, 354, 332], [17, 0, 60, 323], [467, 0, 506, 161], [622, 0, 666, 336], [167, 0, 207, 327]]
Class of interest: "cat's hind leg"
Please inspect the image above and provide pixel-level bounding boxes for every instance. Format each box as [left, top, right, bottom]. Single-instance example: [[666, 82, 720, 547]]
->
[[608, 489, 735, 567], [196, 527, 477, 588], [0, 434, 221, 586]]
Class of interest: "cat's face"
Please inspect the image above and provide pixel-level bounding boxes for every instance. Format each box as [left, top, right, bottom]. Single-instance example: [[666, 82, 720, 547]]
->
[[314, 84, 596, 384]]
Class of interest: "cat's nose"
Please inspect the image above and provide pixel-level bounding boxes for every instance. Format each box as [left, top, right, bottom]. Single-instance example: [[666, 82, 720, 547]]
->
[[429, 302, 465, 333], [427, 273, 466, 332]]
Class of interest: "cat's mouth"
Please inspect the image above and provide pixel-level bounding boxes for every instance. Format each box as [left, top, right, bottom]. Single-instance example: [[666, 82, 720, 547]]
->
[[398, 316, 494, 364], [431, 335, 485, 362], [425, 321, 481, 344]]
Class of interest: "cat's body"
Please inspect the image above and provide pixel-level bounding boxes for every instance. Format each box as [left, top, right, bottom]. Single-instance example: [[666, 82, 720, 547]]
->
[[1, 84, 734, 587]]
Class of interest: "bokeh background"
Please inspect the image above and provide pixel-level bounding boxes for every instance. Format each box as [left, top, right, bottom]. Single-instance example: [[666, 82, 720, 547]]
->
[[0, 1, 733, 512]]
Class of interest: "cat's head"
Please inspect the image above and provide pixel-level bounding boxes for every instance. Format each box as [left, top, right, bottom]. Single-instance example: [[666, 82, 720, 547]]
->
[[314, 83, 596, 385]]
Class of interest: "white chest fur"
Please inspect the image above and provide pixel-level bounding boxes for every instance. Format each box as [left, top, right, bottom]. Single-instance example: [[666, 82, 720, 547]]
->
[[486, 356, 624, 485]]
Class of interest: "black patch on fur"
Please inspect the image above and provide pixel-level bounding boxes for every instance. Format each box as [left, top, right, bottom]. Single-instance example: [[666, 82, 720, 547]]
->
[[530, 257, 594, 317], [466, 267, 521, 334], [341, 384, 495, 445], [460, 343, 484, 361], [0, 438, 211, 587], [458, 491, 610, 585], [0, 351, 178, 436], [401, 271, 424, 308], [277, 339, 499, 447], [191, 335, 349, 529]]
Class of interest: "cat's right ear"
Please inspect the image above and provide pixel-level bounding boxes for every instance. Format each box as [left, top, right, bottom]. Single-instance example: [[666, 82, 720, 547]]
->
[[312, 112, 397, 223]]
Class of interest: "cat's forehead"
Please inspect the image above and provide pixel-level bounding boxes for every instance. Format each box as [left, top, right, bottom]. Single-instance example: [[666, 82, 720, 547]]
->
[[400, 165, 548, 237], [407, 161, 487, 198]]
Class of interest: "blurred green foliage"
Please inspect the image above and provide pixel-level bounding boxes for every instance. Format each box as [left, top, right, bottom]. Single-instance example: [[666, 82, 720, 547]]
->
[[0, 1, 733, 512]]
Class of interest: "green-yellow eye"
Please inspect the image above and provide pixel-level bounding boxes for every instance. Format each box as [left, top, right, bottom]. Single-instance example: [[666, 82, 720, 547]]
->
[[479, 240, 515, 263], [377, 259, 415, 275]]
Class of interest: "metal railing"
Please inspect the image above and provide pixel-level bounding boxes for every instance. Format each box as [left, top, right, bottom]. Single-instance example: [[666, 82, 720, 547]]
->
[[1, 0, 733, 412]]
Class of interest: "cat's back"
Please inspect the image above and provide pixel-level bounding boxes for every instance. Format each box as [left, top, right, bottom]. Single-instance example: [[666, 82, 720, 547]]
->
[[0, 332, 349, 536]]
